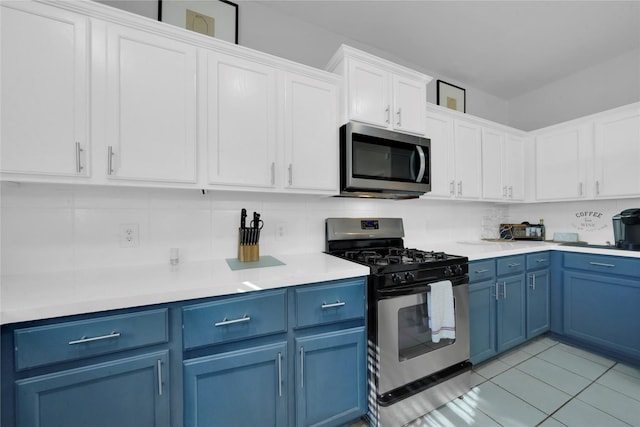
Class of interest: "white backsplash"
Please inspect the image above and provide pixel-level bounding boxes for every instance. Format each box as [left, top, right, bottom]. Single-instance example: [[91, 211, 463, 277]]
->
[[1, 183, 495, 275], [3, 182, 639, 275]]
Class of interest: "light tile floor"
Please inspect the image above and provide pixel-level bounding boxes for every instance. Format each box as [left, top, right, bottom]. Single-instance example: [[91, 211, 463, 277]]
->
[[350, 335, 640, 426]]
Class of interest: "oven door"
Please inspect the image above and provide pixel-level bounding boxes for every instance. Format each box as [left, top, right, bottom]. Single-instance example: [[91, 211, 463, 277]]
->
[[376, 279, 469, 395]]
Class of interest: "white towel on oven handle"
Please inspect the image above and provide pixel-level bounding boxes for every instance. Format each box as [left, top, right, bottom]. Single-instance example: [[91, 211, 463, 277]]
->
[[427, 280, 455, 343]]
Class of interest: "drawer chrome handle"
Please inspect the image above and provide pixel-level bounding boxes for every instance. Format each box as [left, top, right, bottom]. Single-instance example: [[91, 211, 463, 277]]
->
[[589, 262, 615, 268], [68, 331, 120, 345], [536, 259, 546, 263], [321, 301, 346, 309], [214, 315, 251, 327], [475, 269, 490, 274], [508, 263, 521, 268]]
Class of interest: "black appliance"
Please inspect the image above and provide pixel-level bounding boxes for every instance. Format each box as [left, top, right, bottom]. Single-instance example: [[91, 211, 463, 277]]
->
[[339, 122, 431, 199], [325, 218, 470, 427], [613, 208, 640, 250]]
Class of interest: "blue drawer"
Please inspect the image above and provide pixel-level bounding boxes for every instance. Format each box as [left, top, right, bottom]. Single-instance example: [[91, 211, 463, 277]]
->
[[497, 255, 526, 276], [14, 309, 168, 371], [183, 289, 287, 350], [469, 260, 496, 283], [295, 278, 365, 328], [526, 251, 550, 270], [564, 252, 640, 277]]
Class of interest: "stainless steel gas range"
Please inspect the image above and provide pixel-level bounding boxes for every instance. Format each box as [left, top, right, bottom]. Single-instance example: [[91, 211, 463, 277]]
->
[[325, 218, 471, 427]]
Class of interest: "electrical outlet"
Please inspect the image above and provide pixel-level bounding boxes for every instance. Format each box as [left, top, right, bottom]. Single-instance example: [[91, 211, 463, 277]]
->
[[119, 223, 139, 248], [275, 222, 286, 240]]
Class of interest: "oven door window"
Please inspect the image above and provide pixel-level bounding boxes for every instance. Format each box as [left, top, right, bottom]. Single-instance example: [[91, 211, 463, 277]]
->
[[397, 300, 455, 362]]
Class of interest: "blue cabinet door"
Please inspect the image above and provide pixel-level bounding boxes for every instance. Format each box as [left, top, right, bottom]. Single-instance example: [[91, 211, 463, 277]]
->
[[527, 269, 550, 338], [183, 342, 287, 427], [295, 327, 366, 427], [564, 271, 640, 361], [16, 351, 169, 427], [469, 280, 497, 365], [497, 275, 526, 353]]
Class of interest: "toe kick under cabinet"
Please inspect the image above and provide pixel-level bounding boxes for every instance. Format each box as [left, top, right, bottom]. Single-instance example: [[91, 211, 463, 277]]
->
[[181, 277, 367, 427]]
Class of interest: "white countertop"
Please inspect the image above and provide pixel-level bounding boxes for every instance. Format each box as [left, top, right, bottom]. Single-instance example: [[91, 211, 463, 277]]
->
[[0, 253, 369, 325], [3, 242, 639, 325]]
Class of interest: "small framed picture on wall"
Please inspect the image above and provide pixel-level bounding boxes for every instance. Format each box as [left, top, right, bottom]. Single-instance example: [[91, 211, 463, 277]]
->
[[159, 0, 238, 44], [437, 80, 466, 113]]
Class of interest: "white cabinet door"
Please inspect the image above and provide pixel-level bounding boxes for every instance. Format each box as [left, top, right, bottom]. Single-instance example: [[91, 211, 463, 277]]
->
[[1, 2, 89, 177], [283, 73, 338, 193], [535, 126, 588, 201], [504, 134, 525, 201], [594, 107, 640, 198], [453, 120, 482, 199], [481, 128, 505, 201], [393, 75, 426, 135], [346, 60, 390, 128], [105, 24, 196, 183], [207, 52, 277, 188], [424, 112, 454, 198]]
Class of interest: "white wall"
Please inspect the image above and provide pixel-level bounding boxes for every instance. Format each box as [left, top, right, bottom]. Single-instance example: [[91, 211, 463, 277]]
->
[[1, 183, 497, 275], [508, 48, 640, 131]]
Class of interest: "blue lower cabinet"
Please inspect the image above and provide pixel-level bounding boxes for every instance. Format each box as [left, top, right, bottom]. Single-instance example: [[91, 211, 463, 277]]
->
[[295, 327, 366, 427], [497, 274, 526, 352], [469, 280, 497, 364], [563, 271, 640, 361], [183, 342, 288, 427], [16, 350, 170, 427], [526, 269, 550, 338]]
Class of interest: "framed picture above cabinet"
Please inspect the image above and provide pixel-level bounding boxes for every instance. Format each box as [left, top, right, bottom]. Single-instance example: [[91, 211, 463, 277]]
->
[[158, 0, 238, 44], [437, 80, 466, 113]]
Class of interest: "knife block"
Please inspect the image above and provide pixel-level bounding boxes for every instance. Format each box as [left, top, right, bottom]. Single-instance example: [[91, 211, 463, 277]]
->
[[238, 229, 259, 262]]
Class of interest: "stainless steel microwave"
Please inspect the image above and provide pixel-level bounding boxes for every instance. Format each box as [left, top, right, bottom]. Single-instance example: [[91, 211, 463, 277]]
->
[[339, 122, 431, 199]]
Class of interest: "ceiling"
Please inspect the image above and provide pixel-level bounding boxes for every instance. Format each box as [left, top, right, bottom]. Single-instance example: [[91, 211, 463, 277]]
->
[[259, 1, 640, 100]]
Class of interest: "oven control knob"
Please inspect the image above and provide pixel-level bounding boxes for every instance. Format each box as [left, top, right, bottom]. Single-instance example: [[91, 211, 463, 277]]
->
[[404, 272, 415, 282], [454, 264, 464, 275], [443, 266, 453, 277], [391, 274, 402, 284]]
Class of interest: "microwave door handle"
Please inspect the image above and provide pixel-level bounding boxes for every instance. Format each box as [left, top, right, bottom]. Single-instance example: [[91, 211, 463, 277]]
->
[[416, 146, 426, 183]]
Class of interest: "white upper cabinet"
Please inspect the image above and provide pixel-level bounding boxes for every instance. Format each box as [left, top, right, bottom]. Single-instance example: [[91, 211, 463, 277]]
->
[[452, 119, 483, 200], [1, 2, 89, 177], [206, 51, 278, 188], [104, 23, 197, 183], [534, 124, 590, 201], [482, 128, 525, 201], [424, 111, 454, 198], [327, 45, 431, 135], [594, 106, 640, 198], [283, 72, 339, 193]]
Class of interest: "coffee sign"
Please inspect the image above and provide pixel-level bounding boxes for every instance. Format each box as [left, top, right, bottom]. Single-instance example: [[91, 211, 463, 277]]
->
[[572, 211, 607, 232]]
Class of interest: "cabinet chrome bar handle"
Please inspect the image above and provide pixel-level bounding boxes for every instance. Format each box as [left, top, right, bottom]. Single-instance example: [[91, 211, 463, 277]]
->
[[502, 186, 507, 198], [277, 352, 283, 397], [396, 108, 402, 126], [385, 105, 390, 124], [475, 269, 489, 274], [157, 359, 163, 396], [68, 331, 120, 345], [271, 162, 275, 185], [321, 300, 346, 309], [596, 180, 600, 195], [503, 281, 507, 299], [530, 274, 536, 290], [508, 186, 513, 199], [214, 315, 251, 327], [508, 263, 521, 268], [589, 262, 615, 268], [450, 181, 455, 195], [107, 146, 114, 175], [75, 142, 84, 173], [300, 347, 304, 389], [579, 182, 584, 196], [457, 181, 462, 195], [288, 164, 293, 186], [495, 282, 500, 300], [536, 259, 546, 263]]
